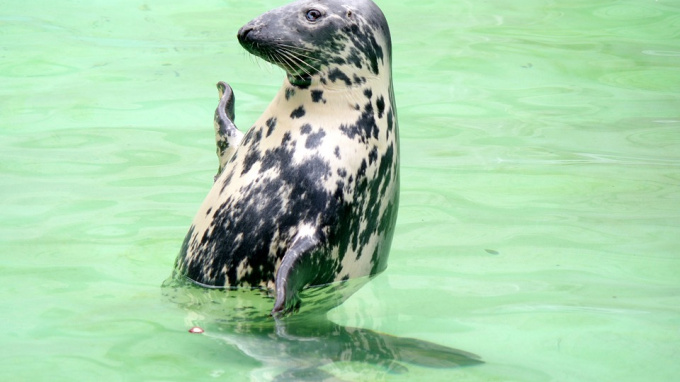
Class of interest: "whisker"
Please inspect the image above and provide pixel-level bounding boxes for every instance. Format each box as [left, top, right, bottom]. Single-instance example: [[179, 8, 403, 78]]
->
[[277, 46, 316, 62], [276, 49, 314, 77], [265, 51, 280, 72], [276, 47, 317, 75], [272, 49, 296, 70], [276, 42, 315, 53], [277, 51, 311, 77], [268, 50, 296, 74]]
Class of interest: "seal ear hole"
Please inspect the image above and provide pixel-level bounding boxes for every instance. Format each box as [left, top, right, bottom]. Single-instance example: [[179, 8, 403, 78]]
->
[[347, 10, 353, 17]]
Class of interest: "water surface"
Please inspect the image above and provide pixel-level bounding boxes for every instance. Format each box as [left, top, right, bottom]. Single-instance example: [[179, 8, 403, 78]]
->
[[2, 0, 679, 381]]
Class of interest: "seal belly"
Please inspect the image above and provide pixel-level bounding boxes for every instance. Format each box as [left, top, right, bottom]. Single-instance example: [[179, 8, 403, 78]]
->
[[178, 88, 397, 289]]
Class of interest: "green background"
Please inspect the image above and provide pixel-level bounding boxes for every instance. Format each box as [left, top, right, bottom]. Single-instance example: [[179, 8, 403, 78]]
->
[[2, 0, 679, 381]]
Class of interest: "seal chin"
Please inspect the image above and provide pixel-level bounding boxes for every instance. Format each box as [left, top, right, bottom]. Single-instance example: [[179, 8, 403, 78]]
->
[[287, 73, 313, 87]]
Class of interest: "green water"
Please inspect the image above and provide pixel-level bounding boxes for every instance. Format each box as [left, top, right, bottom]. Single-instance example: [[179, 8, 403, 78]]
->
[[2, 0, 679, 381]]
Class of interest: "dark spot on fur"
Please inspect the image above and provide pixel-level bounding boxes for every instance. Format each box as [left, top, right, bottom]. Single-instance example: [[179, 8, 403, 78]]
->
[[285, 88, 295, 100], [358, 159, 367, 177], [368, 146, 378, 165], [344, 23, 384, 75], [242, 150, 261, 174], [387, 109, 394, 132], [328, 68, 352, 86], [340, 103, 379, 141], [281, 132, 292, 145], [376, 96, 385, 118], [346, 47, 363, 69], [311, 90, 324, 103], [290, 106, 306, 119], [242, 127, 263, 147], [364, 88, 372, 99], [334, 146, 341, 159], [300, 124, 312, 134], [305, 130, 326, 149], [331, 56, 346, 65], [266, 117, 277, 137]]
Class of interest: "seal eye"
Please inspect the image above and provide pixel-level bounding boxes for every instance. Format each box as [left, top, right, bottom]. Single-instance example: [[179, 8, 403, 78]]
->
[[305, 9, 322, 22]]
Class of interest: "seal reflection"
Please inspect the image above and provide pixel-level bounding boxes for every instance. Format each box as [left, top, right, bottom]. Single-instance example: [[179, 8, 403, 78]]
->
[[162, 277, 483, 380]]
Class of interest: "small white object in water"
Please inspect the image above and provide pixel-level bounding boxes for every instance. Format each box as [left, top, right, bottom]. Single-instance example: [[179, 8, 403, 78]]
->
[[188, 326, 205, 334]]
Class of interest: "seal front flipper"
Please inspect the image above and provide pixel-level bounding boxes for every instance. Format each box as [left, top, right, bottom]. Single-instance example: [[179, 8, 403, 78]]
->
[[216, 81, 235, 121], [272, 231, 322, 317], [214, 81, 243, 180]]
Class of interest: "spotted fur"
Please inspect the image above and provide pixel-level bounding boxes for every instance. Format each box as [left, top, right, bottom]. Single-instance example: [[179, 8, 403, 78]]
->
[[172, 0, 399, 316]]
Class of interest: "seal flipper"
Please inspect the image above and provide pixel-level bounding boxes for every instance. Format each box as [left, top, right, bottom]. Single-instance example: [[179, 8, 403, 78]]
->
[[214, 81, 243, 180], [272, 232, 321, 317], [216, 81, 235, 121]]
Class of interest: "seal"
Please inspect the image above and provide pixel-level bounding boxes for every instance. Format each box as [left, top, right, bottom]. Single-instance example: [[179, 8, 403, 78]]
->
[[171, 0, 399, 316]]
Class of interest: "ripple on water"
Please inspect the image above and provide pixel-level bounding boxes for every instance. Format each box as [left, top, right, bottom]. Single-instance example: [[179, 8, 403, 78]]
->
[[592, 3, 664, 20], [598, 67, 680, 92], [25, 316, 192, 380], [12, 129, 116, 149], [113, 148, 184, 167], [2, 0, 680, 381], [161, 274, 374, 324], [1, 60, 82, 77], [3, 126, 206, 177], [642, 49, 680, 57], [82, 224, 140, 239], [625, 122, 680, 150]]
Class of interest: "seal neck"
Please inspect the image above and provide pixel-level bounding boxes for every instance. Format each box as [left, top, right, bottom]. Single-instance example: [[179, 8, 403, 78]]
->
[[286, 63, 391, 92]]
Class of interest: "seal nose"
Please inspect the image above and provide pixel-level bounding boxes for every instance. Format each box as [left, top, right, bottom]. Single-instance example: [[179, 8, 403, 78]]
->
[[237, 26, 254, 43]]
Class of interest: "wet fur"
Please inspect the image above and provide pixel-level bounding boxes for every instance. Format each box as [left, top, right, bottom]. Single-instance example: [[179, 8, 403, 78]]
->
[[172, 0, 399, 316]]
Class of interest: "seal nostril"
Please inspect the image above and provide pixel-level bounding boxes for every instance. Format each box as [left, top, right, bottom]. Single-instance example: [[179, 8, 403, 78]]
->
[[238, 26, 254, 42]]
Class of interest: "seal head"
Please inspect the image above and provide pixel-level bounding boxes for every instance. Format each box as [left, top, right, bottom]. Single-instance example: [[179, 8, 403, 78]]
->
[[237, 0, 390, 87]]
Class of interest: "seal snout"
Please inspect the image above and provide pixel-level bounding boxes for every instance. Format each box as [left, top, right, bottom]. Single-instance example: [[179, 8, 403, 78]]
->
[[237, 25, 254, 44]]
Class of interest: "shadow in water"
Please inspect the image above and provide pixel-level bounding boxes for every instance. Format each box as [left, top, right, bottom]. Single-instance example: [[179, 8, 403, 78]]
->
[[162, 276, 483, 381]]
